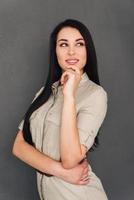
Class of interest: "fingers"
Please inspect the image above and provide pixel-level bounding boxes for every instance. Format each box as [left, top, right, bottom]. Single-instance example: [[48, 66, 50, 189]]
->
[[78, 177, 90, 185], [60, 66, 81, 84], [60, 70, 74, 85], [79, 159, 90, 185], [81, 166, 89, 180], [79, 171, 90, 185], [66, 65, 81, 75], [82, 166, 89, 175], [81, 159, 88, 168], [80, 173, 89, 180]]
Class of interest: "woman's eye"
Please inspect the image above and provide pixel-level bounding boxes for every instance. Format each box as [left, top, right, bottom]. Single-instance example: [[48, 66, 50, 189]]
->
[[58, 42, 85, 47], [76, 42, 85, 46], [59, 43, 68, 47]]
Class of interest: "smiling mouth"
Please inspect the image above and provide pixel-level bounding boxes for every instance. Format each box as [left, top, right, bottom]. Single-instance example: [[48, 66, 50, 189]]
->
[[65, 59, 79, 65]]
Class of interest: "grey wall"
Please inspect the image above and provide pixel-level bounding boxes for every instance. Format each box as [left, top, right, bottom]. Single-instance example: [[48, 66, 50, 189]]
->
[[0, 0, 134, 199]]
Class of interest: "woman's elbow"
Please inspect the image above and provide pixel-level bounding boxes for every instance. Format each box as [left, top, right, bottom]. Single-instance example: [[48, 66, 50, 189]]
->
[[61, 161, 75, 169], [12, 142, 19, 157], [61, 157, 83, 169], [12, 131, 24, 157], [61, 150, 86, 169]]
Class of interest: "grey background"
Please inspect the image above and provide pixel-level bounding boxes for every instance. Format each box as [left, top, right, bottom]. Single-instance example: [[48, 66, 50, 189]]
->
[[0, 0, 134, 199]]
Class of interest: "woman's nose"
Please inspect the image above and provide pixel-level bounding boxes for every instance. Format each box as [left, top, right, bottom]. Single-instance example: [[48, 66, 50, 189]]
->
[[68, 46, 75, 55]]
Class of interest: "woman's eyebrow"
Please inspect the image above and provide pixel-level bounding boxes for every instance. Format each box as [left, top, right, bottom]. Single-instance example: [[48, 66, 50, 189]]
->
[[57, 38, 84, 43], [57, 39, 68, 42], [75, 38, 84, 42]]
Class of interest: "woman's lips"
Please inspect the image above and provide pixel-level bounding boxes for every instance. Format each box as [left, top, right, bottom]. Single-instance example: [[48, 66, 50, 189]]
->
[[65, 59, 79, 65]]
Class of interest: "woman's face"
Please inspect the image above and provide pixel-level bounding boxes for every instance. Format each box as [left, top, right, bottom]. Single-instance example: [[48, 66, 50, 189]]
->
[[56, 27, 87, 75]]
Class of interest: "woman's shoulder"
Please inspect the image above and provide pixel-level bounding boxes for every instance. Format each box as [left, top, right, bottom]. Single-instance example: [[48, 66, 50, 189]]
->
[[88, 79, 107, 94], [85, 80, 108, 102]]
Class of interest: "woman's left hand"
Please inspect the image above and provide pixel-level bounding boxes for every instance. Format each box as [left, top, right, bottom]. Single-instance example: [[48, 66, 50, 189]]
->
[[60, 66, 82, 97]]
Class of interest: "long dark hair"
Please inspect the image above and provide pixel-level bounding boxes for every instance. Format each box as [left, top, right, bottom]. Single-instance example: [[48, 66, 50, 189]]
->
[[22, 18, 101, 151]]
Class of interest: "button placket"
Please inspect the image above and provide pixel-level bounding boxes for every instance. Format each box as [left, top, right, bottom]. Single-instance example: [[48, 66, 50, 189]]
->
[[40, 85, 58, 197]]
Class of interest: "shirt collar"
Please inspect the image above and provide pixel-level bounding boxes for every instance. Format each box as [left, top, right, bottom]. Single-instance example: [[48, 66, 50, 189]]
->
[[51, 72, 90, 95]]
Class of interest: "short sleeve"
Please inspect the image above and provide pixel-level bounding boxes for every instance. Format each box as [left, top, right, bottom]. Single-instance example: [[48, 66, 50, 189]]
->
[[18, 119, 24, 131], [18, 86, 44, 131], [77, 87, 108, 151]]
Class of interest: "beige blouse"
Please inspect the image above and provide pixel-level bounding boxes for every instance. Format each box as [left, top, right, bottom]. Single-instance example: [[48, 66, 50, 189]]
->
[[18, 72, 108, 200]]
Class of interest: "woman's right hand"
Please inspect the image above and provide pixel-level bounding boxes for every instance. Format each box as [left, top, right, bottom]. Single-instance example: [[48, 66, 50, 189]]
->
[[60, 159, 90, 185]]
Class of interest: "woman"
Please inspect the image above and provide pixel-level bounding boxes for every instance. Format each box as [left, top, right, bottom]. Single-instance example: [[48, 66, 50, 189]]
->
[[12, 19, 108, 200]]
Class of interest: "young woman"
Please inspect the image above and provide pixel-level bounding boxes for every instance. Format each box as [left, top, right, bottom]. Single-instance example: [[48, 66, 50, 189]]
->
[[12, 19, 108, 200]]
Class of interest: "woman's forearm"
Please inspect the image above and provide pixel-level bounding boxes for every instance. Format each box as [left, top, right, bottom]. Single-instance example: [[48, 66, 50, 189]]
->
[[12, 131, 89, 185], [12, 131, 65, 179], [60, 96, 84, 168]]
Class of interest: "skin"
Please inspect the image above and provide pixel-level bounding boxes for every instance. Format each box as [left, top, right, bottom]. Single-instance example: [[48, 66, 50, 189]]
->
[[56, 26, 87, 76], [12, 132, 89, 185], [12, 26, 90, 186], [56, 27, 89, 169]]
